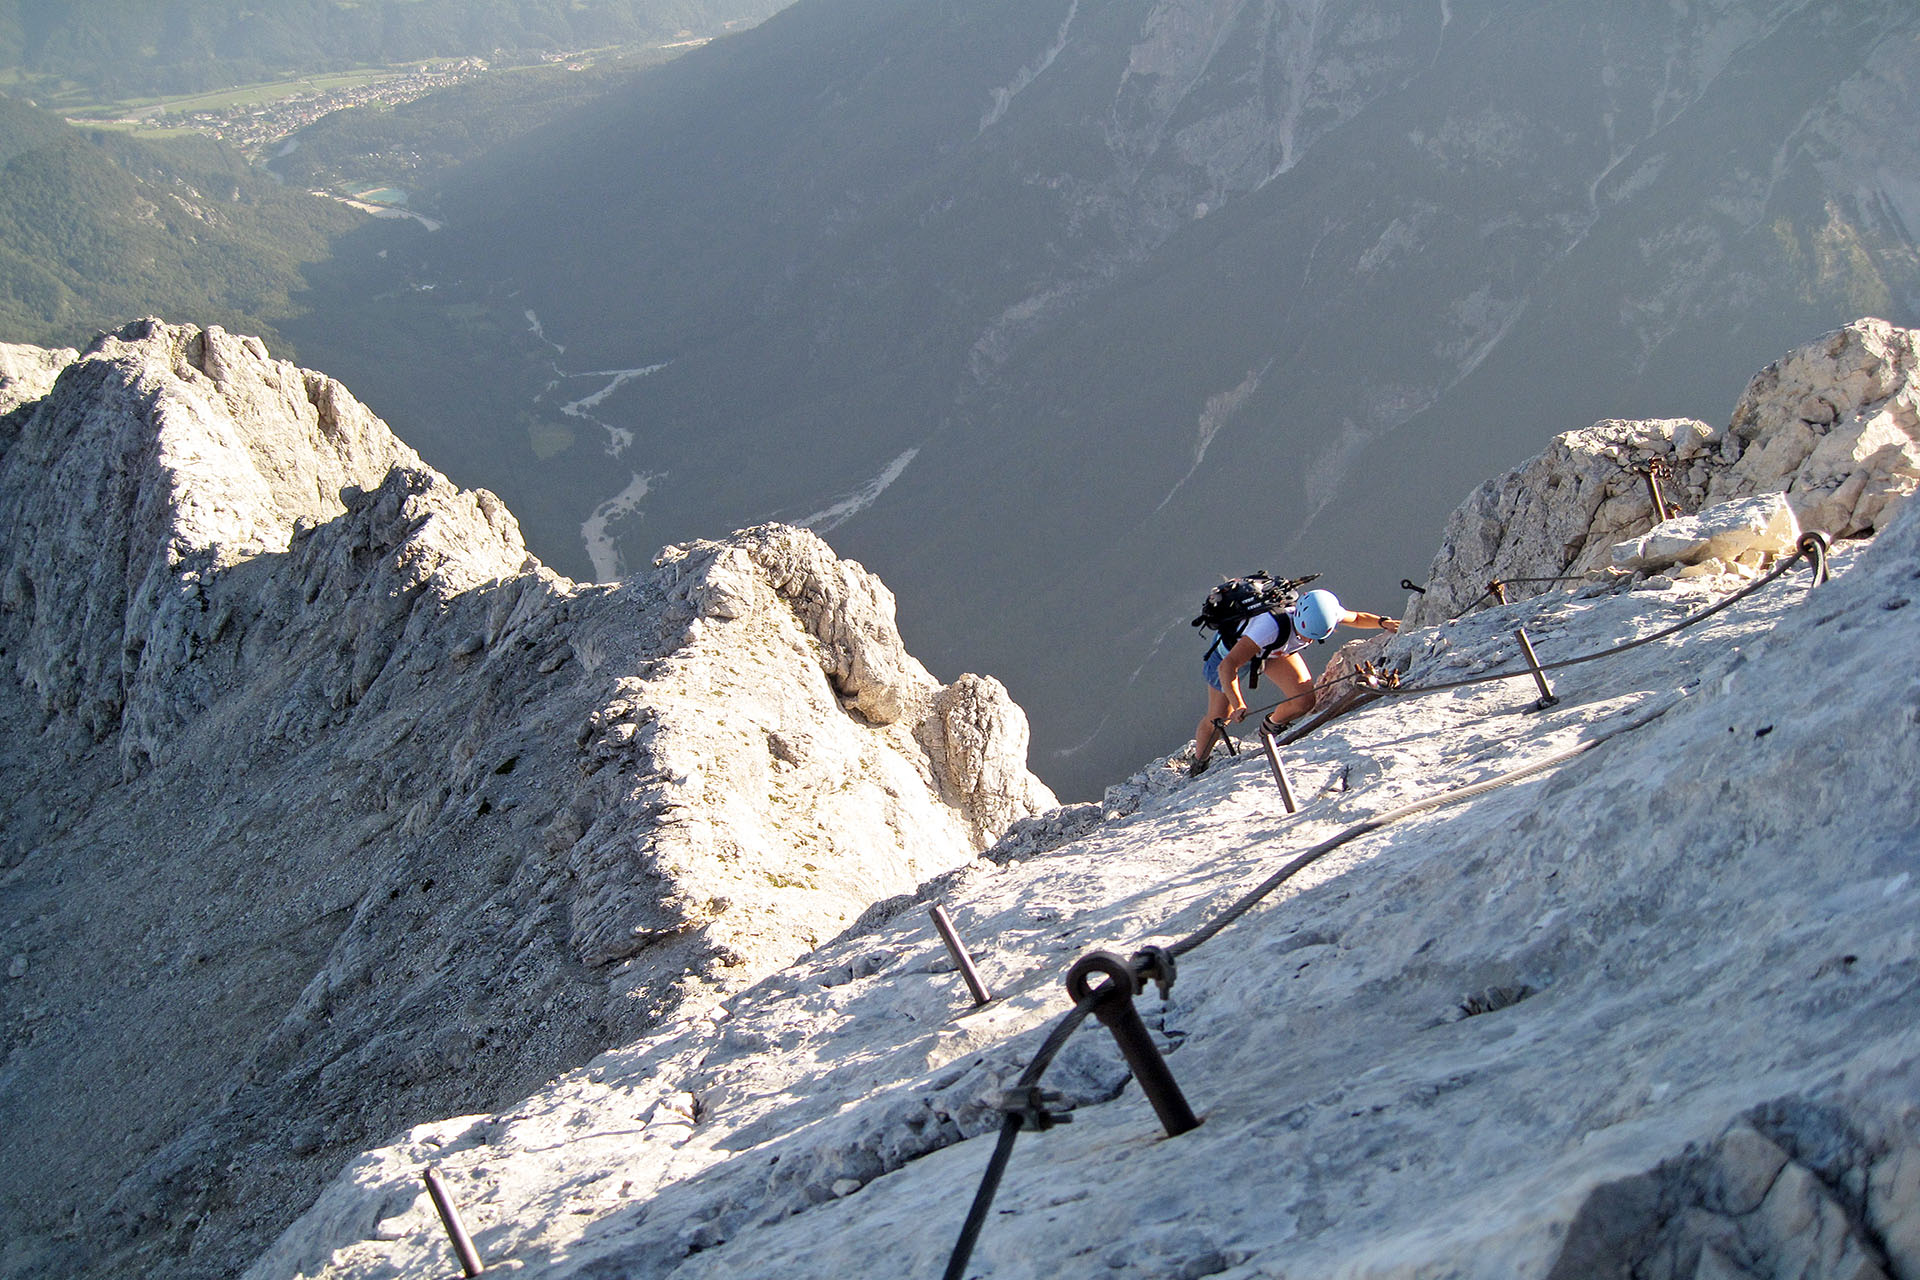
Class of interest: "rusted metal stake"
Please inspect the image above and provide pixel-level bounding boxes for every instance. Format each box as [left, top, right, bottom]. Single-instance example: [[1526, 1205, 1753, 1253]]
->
[[1066, 952, 1200, 1137], [422, 1166, 485, 1277], [930, 904, 992, 1006], [1634, 458, 1680, 521], [1258, 723, 1297, 813], [1643, 470, 1667, 520], [1512, 626, 1559, 710], [1211, 717, 1239, 757], [1489, 580, 1509, 605]]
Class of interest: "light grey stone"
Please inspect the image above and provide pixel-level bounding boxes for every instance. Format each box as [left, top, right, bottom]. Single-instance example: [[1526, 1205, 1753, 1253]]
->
[[0, 322, 1056, 1280], [1408, 319, 1920, 626], [1609, 493, 1801, 572]]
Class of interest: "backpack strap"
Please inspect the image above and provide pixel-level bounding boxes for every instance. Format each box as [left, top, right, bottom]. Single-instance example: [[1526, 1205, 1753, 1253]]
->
[[1245, 609, 1295, 688]]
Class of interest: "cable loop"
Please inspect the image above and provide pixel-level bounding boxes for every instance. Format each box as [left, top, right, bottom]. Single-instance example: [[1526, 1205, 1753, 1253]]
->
[[1797, 530, 1831, 585]]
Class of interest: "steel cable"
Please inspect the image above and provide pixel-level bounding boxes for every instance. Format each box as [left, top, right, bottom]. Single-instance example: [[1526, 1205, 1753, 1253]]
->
[[1378, 541, 1817, 700], [943, 535, 1829, 1277], [940, 701, 1674, 1277], [1167, 698, 1674, 960]]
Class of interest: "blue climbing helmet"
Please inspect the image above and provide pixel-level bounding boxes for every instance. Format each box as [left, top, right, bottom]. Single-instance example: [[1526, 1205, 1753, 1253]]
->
[[1291, 589, 1343, 641]]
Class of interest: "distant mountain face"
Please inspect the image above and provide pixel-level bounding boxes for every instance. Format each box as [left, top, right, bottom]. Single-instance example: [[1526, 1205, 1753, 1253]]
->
[[284, 0, 1920, 799]]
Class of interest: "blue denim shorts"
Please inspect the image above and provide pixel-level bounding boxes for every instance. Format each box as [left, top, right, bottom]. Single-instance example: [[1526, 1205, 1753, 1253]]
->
[[1203, 651, 1225, 692]]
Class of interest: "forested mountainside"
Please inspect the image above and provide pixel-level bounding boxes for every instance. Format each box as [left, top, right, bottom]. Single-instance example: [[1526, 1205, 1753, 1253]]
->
[[0, 96, 356, 349], [0, 0, 791, 98], [284, 0, 1920, 798]]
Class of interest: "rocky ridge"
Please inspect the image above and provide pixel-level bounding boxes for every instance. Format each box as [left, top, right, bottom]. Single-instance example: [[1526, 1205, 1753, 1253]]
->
[[249, 320, 1920, 1280], [1408, 317, 1920, 626], [0, 322, 1052, 1280]]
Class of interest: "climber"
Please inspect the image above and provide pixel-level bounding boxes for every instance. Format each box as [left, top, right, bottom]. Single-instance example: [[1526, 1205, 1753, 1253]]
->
[[1190, 587, 1398, 777]]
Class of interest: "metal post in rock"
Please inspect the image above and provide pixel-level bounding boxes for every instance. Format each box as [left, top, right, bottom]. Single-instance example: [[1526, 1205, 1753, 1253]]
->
[[930, 903, 993, 1006], [1065, 952, 1201, 1137], [422, 1166, 485, 1277], [1258, 723, 1297, 813], [1512, 626, 1559, 710]]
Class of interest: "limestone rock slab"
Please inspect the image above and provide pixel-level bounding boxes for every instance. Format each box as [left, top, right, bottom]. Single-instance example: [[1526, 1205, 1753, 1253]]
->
[[1609, 492, 1800, 573], [0, 323, 1057, 1280]]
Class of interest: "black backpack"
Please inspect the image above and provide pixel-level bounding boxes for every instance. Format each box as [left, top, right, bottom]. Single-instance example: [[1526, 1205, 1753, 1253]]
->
[[1192, 572, 1319, 682]]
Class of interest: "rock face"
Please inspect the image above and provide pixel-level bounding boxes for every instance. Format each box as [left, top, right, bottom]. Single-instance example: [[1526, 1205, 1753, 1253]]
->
[[0, 340, 77, 414], [0, 322, 1054, 1280], [1608, 492, 1800, 576], [1407, 318, 1920, 626], [244, 334, 1920, 1280]]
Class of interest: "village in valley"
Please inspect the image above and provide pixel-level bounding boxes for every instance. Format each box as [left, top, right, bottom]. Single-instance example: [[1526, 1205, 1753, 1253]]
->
[[68, 58, 495, 159]]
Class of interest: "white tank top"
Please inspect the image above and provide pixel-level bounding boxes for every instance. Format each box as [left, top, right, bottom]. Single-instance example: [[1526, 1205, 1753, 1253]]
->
[[1243, 610, 1310, 657]]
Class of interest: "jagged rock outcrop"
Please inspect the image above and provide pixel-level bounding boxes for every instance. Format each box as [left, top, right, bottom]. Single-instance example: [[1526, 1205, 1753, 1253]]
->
[[0, 340, 76, 415], [1408, 318, 1920, 625], [0, 322, 1054, 1280]]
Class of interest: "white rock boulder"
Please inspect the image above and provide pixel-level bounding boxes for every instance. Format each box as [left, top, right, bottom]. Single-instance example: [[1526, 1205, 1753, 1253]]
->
[[1609, 491, 1801, 574], [1708, 315, 1920, 536]]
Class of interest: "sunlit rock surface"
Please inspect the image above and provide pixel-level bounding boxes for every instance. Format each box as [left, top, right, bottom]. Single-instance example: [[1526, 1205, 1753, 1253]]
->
[[1409, 319, 1920, 626]]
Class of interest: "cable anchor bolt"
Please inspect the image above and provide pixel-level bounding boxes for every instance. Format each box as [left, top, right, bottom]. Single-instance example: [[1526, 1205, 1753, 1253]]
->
[[1797, 530, 1832, 586], [1257, 719, 1298, 813], [422, 1166, 486, 1278], [988, 1085, 1074, 1132], [1630, 457, 1682, 521], [929, 904, 993, 1007]]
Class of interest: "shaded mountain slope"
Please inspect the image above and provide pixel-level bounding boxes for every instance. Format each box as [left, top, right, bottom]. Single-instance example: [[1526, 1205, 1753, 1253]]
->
[[0, 95, 358, 350], [285, 0, 1920, 799]]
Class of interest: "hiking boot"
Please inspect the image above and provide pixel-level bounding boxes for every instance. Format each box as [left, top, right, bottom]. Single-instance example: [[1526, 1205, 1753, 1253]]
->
[[1189, 752, 1211, 777]]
